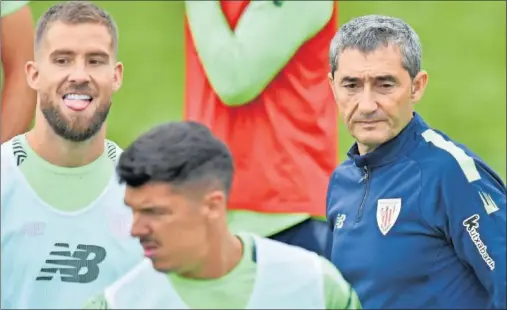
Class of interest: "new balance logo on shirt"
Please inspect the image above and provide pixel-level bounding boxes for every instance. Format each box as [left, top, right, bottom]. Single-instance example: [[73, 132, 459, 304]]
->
[[334, 214, 347, 230], [106, 141, 118, 162], [12, 137, 27, 166], [36, 243, 107, 283]]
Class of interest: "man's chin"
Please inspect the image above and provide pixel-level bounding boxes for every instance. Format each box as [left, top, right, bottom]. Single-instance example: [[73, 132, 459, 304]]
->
[[42, 107, 108, 142], [51, 123, 102, 142], [151, 260, 174, 274]]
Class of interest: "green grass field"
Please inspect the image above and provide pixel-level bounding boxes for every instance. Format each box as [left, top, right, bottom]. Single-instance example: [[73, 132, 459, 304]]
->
[[29, 1, 506, 180]]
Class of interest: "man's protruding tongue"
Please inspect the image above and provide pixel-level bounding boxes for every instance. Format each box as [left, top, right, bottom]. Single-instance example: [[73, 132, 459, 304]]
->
[[63, 94, 92, 111]]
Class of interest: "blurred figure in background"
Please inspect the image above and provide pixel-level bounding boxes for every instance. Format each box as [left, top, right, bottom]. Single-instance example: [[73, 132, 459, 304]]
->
[[185, 0, 337, 258], [1, 1, 37, 142]]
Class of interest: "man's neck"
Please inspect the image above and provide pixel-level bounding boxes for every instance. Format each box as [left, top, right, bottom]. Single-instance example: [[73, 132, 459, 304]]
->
[[181, 233, 243, 280], [358, 143, 377, 156], [26, 123, 105, 168]]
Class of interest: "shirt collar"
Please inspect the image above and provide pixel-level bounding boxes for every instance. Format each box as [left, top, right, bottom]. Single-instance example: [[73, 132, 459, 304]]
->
[[347, 113, 428, 168]]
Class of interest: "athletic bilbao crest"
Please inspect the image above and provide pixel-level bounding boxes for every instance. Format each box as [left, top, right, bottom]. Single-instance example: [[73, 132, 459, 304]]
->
[[376, 198, 402, 235]]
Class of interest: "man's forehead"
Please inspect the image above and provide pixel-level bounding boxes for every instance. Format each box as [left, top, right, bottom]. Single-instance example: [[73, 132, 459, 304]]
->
[[45, 21, 105, 38], [336, 46, 405, 78], [41, 21, 114, 54]]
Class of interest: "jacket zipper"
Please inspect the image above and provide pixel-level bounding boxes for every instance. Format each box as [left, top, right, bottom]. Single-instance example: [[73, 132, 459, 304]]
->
[[355, 166, 370, 223]]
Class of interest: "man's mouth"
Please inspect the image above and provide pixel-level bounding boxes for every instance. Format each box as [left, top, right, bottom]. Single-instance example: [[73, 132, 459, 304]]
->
[[62, 93, 93, 111], [141, 242, 158, 258], [356, 120, 385, 126]]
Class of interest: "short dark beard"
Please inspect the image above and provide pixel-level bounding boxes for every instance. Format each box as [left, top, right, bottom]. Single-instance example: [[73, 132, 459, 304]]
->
[[40, 93, 111, 142]]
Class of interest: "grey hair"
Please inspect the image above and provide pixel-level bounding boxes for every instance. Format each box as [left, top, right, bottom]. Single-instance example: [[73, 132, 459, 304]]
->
[[329, 15, 422, 79]]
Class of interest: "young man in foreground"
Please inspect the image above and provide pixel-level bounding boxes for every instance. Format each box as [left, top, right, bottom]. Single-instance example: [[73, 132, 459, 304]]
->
[[85, 121, 361, 309]]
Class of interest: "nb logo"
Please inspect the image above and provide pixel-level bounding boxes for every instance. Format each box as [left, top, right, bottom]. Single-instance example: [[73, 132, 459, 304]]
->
[[36, 243, 107, 283], [334, 214, 347, 230]]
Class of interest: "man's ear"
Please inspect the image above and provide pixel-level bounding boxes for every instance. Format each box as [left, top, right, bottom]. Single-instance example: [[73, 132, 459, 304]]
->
[[411, 70, 428, 103], [25, 61, 40, 91], [113, 62, 124, 92], [202, 190, 227, 221], [328, 72, 338, 102]]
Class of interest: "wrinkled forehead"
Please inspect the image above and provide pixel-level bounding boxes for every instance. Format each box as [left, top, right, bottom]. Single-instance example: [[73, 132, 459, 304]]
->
[[335, 45, 408, 81], [39, 21, 114, 59]]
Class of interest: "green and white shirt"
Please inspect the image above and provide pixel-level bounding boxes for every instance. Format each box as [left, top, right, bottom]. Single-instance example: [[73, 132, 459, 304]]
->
[[84, 234, 361, 309], [1, 135, 143, 309]]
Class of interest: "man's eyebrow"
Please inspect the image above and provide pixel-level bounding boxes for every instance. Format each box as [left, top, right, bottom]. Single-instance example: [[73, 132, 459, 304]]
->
[[375, 75, 397, 83], [87, 51, 110, 59], [49, 49, 75, 57], [339, 75, 398, 84], [48, 49, 110, 59], [340, 76, 359, 84]]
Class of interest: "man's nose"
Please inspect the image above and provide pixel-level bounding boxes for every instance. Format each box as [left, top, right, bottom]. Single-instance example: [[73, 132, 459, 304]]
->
[[130, 215, 149, 238], [357, 89, 378, 114], [67, 65, 91, 84]]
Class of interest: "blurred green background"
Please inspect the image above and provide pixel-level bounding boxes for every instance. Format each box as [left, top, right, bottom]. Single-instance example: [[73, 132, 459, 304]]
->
[[27, 1, 506, 180]]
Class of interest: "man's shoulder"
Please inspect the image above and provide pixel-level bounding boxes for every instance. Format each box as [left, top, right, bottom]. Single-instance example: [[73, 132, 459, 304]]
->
[[253, 234, 321, 263], [1, 135, 24, 172], [99, 258, 164, 308], [319, 255, 362, 309], [410, 128, 496, 184], [1, 137, 14, 162], [1, 137, 19, 210], [318, 255, 349, 289], [105, 139, 123, 162]]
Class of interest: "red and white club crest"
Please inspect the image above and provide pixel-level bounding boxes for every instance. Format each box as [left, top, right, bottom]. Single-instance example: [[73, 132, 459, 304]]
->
[[376, 198, 402, 235]]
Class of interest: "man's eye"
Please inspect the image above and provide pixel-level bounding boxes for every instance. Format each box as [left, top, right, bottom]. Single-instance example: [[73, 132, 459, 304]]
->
[[54, 58, 68, 65], [344, 84, 357, 89], [380, 83, 394, 88], [142, 208, 164, 216], [89, 59, 104, 65]]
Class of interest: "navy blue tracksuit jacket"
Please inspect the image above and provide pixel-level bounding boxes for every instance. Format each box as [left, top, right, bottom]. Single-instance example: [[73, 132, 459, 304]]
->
[[327, 113, 506, 309]]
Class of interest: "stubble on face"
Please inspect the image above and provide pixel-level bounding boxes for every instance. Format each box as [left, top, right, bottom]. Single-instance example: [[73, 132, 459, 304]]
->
[[40, 90, 111, 142]]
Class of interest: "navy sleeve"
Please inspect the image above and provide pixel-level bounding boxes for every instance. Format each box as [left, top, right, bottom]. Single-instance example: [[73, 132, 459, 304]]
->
[[440, 160, 506, 308]]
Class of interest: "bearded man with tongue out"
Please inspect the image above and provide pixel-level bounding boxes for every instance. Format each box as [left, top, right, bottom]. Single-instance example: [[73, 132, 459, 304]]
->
[[0, 1, 143, 309]]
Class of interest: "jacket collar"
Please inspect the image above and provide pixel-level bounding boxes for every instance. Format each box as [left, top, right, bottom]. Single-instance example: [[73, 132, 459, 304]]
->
[[347, 112, 428, 168]]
